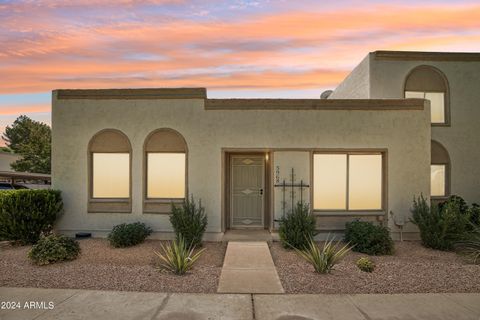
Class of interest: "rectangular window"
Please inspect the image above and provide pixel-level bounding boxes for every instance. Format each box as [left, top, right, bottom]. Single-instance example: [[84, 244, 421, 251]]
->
[[431, 164, 446, 197], [313, 154, 347, 210], [405, 91, 445, 124], [314, 153, 383, 211], [92, 153, 130, 198], [147, 153, 185, 199], [348, 155, 382, 210]]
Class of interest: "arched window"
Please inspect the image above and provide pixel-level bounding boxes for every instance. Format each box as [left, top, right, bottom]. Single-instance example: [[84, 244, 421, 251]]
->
[[88, 129, 132, 213], [431, 140, 450, 198], [404, 65, 450, 125], [143, 128, 187, 213]]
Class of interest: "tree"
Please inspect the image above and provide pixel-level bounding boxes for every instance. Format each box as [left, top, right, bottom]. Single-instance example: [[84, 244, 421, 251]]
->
[[2, 115, 51, 174]]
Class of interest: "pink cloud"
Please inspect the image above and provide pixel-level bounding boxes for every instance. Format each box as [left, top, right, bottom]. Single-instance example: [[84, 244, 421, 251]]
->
[[0, 2, 479, 95]]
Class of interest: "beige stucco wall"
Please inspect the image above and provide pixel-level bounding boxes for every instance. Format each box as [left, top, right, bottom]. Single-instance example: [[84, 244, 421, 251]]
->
[[328, 55, 370, 99], [368, 57, 480, 204], [52, 93, 430, 239], [272, 151, 310, 228]]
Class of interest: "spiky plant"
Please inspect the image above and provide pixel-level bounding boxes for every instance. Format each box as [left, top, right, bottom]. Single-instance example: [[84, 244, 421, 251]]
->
[[456, 227, 480, 264], [153, 236, 205, 275], [294, 235, 352, 274]]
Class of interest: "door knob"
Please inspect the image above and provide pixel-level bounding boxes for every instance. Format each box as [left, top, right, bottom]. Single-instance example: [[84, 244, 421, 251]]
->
[[259, 188, 264, 195]]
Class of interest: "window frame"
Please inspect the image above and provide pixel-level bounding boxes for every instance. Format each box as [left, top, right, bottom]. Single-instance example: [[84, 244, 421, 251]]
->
[[430, 140, 451, 200], [91, 152, 131, 200], [404, 90, 446, 124], [312, 150, 386, 214], [430, 164, 447, 198], [143, 128, 188, 214], [88, 129, 132, 213], [403, 65, 450, 127], [145, 151, 187, 201]]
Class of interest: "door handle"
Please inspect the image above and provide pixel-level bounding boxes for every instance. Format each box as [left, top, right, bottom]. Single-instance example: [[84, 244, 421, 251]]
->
[[259, 188, 264, 195]]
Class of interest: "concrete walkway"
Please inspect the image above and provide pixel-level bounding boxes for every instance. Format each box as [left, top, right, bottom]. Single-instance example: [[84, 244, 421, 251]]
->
[[1, 287, 480, 320], [217, 241, 284, 293]]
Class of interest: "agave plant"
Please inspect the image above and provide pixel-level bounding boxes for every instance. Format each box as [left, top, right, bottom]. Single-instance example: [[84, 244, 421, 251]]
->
[[456, 226, 480, 264], [294, 235, 352, 274], [154, 236, 205, 275]]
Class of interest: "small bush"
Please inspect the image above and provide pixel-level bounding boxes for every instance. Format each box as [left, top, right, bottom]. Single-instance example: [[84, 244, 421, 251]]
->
[[279, 202, 316, 249], [170, 196, 207, 247], [28, 234, 80, 265], [467, 203, 480, 228], [456, 227, 480, 264], [356, 257, 375, 272], [344, 220, 394, 255], [294, 236, 352, 274], [0, 190, 63, 245], [108, 222, 152, 248], [154, 235, 205, 275], [411, 195, 470, 250]]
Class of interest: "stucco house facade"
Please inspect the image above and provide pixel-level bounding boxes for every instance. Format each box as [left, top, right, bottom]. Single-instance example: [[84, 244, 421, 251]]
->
[[52, 50, 480, 240]]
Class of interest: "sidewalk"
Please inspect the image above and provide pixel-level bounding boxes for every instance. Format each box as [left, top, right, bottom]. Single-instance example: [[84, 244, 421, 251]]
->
[[217, 241, 284, 293], [1, 287, 479, 320]]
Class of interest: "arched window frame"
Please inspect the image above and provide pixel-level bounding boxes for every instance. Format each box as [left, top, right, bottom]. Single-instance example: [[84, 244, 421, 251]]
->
[[88, 129, 132, 213], [404, 65, 450, 126], [431, 140, 451, 199], [143, 128, 188, 214]]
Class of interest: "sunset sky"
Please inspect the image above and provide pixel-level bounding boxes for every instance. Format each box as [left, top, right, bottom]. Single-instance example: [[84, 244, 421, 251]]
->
[[1, 0, 480, 142]]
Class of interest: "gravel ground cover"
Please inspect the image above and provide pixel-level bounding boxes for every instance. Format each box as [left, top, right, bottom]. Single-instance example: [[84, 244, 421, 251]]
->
[[0, 239, 226, 293], [270, 241, 480, 294]]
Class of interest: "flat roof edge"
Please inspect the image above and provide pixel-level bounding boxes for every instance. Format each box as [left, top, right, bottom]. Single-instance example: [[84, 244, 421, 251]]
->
[[54, 88, 207, 99], [373, 50, 480, 62], [205, 99, 426, 110]]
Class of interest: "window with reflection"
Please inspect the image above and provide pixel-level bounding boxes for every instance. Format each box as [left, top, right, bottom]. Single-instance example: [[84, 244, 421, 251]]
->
[[431, 165, 446, 197], [147, 153, 185, 198], [144, 129, 187, 200], [93, 153, 130, 198], [314, 153, 383, 211], [431, 140, 450, 198], [404, 65, 449, 125], [88, 129, 132, 213], [313, 154, 347, 210], [405, 91, 445, 123]]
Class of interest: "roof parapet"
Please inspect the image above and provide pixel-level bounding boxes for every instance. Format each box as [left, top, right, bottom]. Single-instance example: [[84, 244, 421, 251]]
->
[[55, 88, 207, 99], [205, 98, 426, 110], [373, 50, 480, 62]]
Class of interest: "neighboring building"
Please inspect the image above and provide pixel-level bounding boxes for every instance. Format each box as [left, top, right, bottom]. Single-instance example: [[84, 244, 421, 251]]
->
[[51, 51, 480, 240], [0, 151, 21, 172], [330, 51, 480, 204], [0, 151, 51, 189]]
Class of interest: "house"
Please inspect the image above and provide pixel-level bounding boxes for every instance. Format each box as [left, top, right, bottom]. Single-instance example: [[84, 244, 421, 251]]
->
[[0, 151, 51, 189], [51, 51, 480, 240]]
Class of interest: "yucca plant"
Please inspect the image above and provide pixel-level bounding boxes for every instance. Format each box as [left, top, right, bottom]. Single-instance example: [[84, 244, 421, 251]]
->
[[294, 236, 352, 274], [153, 236, 205, 275], [456, 226, 480, 264]]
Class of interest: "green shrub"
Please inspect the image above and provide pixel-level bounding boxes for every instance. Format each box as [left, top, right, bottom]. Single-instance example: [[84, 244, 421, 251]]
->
[[28, 234, 80, 265], [467, 203, 480, 228], [154, 235, 205, 275], [279, 202, 316, 249], [0, 190, 63, 245], [294, 236, 352, 274], [170, 196, 207, 247], [356, 257, 375, 272], [108, 222, 152, 248], [411, 195, 470, 250], [344, 220, 394, 255], [455, 227, 480, 264]]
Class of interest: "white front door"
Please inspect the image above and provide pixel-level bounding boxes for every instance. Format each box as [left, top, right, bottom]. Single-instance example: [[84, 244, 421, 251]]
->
[[230, 155, 265, 228]]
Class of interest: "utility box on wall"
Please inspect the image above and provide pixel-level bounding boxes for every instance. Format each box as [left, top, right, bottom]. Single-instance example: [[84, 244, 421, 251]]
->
[[272, 151, 310, 228]]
